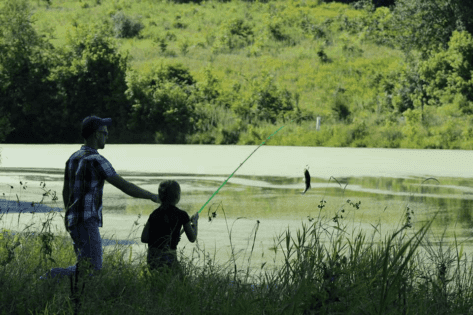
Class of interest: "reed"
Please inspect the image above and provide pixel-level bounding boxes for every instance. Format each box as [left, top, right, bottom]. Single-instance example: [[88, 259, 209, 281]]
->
[[1, 179, 473, 314]]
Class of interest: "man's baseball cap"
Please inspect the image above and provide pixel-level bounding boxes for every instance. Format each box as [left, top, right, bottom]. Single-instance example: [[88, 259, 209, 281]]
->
[[81, 116, 112, 139]]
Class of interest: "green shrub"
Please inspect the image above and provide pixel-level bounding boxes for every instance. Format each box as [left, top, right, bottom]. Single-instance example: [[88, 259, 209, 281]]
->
[[111, 11, 144, 39], [317, 48, 329, 62], [172, 15, 187, 29], [155, 63, 196, 86], [0, 0, 58, 143], [368, 119, 403, 148], [400, 108, 428, 148], [232, 72, 297, 125], [349, 120, 369, 147], [168, 0, 203, 3], [212, 18, 254, 53], [417, 31, 473, 114], [354, 6, 395, 47], [190, 103, 237, 144], [299, 15, 327, 39], [265, 15, 292, 42], [331, 93, 350, 121], [375, 63, 419, 115], [215, 123, 241, 144], [48, 23, 131, 144], [391, 0, 473, 55], [125, 63, 197, 144], [339, 33, 363, 58]]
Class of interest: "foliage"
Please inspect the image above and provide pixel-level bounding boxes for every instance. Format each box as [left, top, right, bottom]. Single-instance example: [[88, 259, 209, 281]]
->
[[168, 0, 203, 3], [400, 108, 427, 148], [4, 177, 473, 314], [232, 72, 298, 125], [416, 31, 473, 115], [354, 6, 396, 47], [390, 0, 473, 56], [48, 23, 131, 143], [212, 18, 255, 53], [111, 11, 144, 39], [325, 0, 395, 8], [0, 113, 14, 143], [0, 0, 56, 143], [125, 63, 196, 144], [3, 0, 473, 149]]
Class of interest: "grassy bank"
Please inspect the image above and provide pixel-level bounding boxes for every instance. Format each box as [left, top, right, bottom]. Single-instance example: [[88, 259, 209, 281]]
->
[[1, 181, 473, 314]]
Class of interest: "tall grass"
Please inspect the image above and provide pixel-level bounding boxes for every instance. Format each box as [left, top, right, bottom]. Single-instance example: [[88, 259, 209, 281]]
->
[[2, 179, 473, 314]]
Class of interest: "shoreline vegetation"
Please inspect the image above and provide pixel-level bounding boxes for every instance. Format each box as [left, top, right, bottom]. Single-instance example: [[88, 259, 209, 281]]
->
[[2, 180, 473, 314], [1, 0, 473, 149]]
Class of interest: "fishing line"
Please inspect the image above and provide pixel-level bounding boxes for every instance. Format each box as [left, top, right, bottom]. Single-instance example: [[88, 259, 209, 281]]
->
[[197, 117, 305, 215]]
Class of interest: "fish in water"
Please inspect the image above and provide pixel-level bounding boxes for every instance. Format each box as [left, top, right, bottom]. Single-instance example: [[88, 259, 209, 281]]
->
[[302, 165, 311, 194]]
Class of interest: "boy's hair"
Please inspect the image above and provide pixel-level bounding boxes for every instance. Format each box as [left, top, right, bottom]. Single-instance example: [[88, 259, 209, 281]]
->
[[158, 180, 180, 204]]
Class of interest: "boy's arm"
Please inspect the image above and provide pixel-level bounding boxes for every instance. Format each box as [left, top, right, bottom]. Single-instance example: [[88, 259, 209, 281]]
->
[[181, 213, 198, 241], [180, 213, 198, 236], [182, 222, 197, 242], [141, 221, 150, 243]]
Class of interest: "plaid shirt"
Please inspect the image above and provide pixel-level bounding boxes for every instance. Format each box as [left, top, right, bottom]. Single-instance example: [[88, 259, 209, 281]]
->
[[64, 146, 117, 231]]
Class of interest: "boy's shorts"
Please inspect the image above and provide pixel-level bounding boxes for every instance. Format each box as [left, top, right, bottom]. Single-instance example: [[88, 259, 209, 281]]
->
[[147, 247, 179, 272]]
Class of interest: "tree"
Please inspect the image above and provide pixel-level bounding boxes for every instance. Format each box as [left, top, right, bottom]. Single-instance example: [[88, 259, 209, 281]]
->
[[48, 24, 131, 143], [326, 0, 396, 8], [0, 0, 57, 143], [416, 31, 473, 115], [232, 72, 297, 125], [125, 63, 197, 144], [391, 0, 473, 56]]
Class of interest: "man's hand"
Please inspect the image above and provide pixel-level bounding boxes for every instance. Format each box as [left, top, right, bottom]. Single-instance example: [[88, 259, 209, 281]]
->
[[151, 194, 160, 204]]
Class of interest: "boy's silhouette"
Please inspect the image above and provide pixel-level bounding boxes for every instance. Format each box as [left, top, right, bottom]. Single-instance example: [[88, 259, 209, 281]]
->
[[141, 180, 198, 273]]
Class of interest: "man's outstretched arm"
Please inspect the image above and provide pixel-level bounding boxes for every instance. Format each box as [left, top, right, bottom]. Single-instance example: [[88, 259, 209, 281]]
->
[[106, 174, 160, 203]]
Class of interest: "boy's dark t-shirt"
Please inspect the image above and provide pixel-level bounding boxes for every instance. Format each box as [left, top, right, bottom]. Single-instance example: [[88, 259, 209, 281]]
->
[[147, 205, 190, 251]]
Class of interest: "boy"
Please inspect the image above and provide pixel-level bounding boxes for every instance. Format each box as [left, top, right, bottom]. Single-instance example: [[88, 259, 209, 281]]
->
[[141, 180, 198, 272]]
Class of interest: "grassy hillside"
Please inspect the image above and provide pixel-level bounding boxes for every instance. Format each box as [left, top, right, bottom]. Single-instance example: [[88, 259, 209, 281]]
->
[[30, 0, 396, 110], [2, 0, 472, 148]]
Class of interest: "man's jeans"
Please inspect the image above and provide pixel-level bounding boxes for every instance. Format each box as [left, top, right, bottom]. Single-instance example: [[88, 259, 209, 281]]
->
[[40, 217, 103, 282]]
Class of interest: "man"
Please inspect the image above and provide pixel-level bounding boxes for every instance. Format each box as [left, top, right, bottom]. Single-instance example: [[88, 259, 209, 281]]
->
[[40, 116, 160, 282]]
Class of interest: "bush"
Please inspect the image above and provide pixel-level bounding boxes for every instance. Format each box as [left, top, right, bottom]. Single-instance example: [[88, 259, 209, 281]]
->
[[212, 18, 254, 53], [111, 11, 144, 39], [264, 15, 293, 43], [331, 91, 351, 121], [48, 24, 131, 144], [232, 72, 297, 125], [168, 0, 203, 3], [400, 108, 428, 148], [0, 0, 58, 143], [390, 0, 473, 55], [125, 63, 197, 144], [317, 48, 329, 62], [0, 114, 14, 143], [299, 15, 327, 39], [215, 123, 241, 144], [417, 31, 473, 114]]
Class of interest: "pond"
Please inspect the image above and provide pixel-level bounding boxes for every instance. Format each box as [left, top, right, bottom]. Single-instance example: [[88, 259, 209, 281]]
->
[[1, 144, 473, 279]]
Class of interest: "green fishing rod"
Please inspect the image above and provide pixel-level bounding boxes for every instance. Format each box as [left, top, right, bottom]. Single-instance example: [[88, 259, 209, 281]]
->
[[180, 118, 304, 235], [196, 124, 287, 215], [203, 118, 304, 209]]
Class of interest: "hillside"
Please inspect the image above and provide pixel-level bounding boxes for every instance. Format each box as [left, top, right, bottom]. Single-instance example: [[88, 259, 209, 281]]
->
[[1, 0, 472, 148]]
